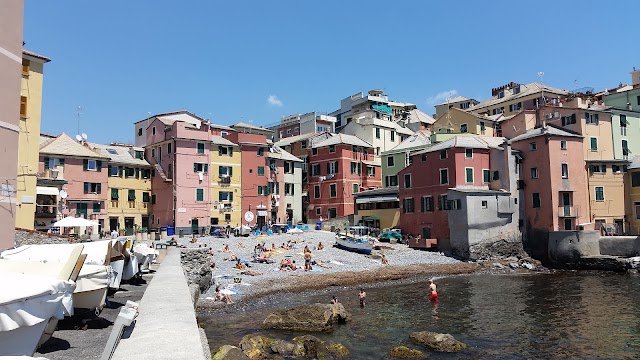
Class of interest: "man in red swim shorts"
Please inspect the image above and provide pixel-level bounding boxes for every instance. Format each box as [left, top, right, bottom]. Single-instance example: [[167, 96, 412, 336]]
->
[[428, 279, 438, 302]]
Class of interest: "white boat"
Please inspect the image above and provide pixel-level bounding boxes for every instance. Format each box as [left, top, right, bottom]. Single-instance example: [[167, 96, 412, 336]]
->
[[0, 274, 75, 356], [1, 241, 112, 313], [335, 226, 375, 255], [132, 243, 158, 273]]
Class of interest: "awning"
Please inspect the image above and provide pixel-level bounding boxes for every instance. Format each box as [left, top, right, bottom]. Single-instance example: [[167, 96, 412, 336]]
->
[[36, 186, 59, 196], [361, 159, 380, 166], [257, 210, 268, 217], [363, 215, 381, 220], [356, 196, 399, 204]]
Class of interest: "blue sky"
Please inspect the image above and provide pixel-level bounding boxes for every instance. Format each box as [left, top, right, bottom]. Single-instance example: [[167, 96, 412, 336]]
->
[[25, 0, 640, 144]]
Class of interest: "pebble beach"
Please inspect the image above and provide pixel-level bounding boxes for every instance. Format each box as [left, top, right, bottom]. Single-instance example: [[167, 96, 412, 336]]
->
[[176, 229, 474, 306]]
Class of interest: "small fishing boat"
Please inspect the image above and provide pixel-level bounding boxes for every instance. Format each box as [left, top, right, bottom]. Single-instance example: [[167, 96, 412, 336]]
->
[[335, 226, 375, 255]]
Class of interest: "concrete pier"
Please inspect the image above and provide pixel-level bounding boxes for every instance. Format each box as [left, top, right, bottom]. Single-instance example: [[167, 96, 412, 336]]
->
[[112, 248, 207, 360]]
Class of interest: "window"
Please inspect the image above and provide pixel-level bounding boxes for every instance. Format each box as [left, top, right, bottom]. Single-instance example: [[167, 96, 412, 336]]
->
[[403, 198, 415, 213], [404, 174, 411, 188], [561, 114, 577, 126], [465, 148, 473, 158], [620, 115, 627, 135], [151, 194, 156, 204], [637, 95, 640, 106], [421, 196, 433, 212], [111, 188, 119, 201], [481, 200, 488, 209], [76, 203, 87, 218], [135, 151, 144, 160], [352, 145, 358, 153], [314, 185, 320, 198], [151, 148, 155, 158], [448, 199, 462, 210], [635, 202, 640, 220], [219, 191, 233, 202], [257, 148, 264, 156], [460, 124, 468, 133], [632, 173, 640, 187], [585, 112, 599, 125], [497, 91, 504, 99], [561, 164, 569, 178], [312, 148, 318, 155], [529, 142, 537, 151], [385, 175, 398, 187], [438, 195, 449, 210], [509, 102, 522, 112], [283, 161, 292, 174], [329, 145, 336, 153], [137, 128, 143, 137], [375, 128, 381, 139], [483, 169, 491, 183], [109, 165, 119, 177], [315, 208, 321, 215], [124, 167, 135, 178], [590, 137, 598, 151], [86, 160, 97, 171], [294, 127, 299, 133], [195, 143, 205, 154], [286, 129, 292, 135], [20, 96, 27, 118], [590, 164, 606, 174], [622, 140, 629, 158], [152, 126, 156, 135], [465, 168, 474, 183], [93, 202, 101, 213], [195, 188, 204, 202], [327, 161, 338, 174], [285, 183, 294, 196], [301, 140, 307, 148], [330, 184, 337, 197], [312, 164, 321, 176], [167, 164, 173, 179], [257, 186, 263, 195], [492, 108, 504, 115], [612, 165, 622, 173], [367, 166, 375, 176], [142, 192, 150, 203], [350, 162, 361, 175], [440, 168, 448, 185], [218, 166, 232, 177], [328, 208, 337, 218], [480, 121, 486, 134], [193, 163, 208, 173], [83, 182, 102, 194], [532, 193, 541, 208], [595, 186, 605, 202], [353, 183, 358, 194], [530, 167, 539, 179], [440, 149, 447, 159], [390, 131, 395, 141], [560, 140, 567, 150], [387, 156, 395, 167], [258, 166, 265, 176], [128, 189, 136, 201]]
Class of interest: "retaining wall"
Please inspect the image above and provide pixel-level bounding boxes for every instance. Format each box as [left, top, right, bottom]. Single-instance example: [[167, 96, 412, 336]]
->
[[548, 230, 601, 263], [14, 228, 72, 247], [599, 236, 639, 257]]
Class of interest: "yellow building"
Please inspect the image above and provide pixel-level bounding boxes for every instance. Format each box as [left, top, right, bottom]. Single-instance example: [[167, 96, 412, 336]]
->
[[627, 159, 640, 235], [16, 50, 50, 230], [354, 187, 400, 230], [469, 82, 568, 117], [93, 144, 152, 235], [210, 136, 242, 226], [431, 107, 496, 137]]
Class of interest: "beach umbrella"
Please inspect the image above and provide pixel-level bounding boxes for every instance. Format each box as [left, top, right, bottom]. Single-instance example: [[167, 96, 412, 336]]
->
[[53, 216, 96, 227]]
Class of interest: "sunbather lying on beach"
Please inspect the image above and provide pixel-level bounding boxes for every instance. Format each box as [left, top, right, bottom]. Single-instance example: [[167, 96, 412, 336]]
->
[[317, 242, 325, 251], [311, 260, 331, 269], [224, 254, 238, 261], [234, 259, 246, 270], [214, 287, 233, 304], [223, 244, 230, 253], [279, 259, 298, 271], [241, 270, 262, 276], [281, 243, 289, 250]]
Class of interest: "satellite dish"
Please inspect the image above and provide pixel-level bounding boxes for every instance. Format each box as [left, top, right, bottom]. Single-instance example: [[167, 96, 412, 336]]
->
[[59, 190, 68, 199], [75, 134, 83, 142], [81, 133, 88, 140]]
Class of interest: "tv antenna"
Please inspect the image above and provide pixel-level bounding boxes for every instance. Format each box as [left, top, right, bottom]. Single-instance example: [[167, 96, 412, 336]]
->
[[76, 106, 83, 135]]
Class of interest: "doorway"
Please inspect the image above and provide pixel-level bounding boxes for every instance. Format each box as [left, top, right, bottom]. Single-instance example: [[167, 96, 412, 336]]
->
[[563, 218, 573, 231], [124, 217, 134, 236], [614, 219, 624, 235], [141, 216, 149, 231], [191, 218, 199, 234], [561, 192, 571, 216], [109, 217, 118, 232]]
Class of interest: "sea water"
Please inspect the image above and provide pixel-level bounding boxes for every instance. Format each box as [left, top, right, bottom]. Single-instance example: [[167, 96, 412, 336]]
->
[[199, 272, 640, 359]]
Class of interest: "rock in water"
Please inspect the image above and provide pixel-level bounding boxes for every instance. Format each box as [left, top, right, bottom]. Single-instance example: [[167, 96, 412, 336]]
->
[[508, 262, 519, 269], [409, 331, 467, 353], [292, 335, 349, 359], [239, 334, 274, 360], [262, 303, 352, 332], [521, 262, 535, 270], [388, 346, 426, 358], [212, 345, 250, 360]]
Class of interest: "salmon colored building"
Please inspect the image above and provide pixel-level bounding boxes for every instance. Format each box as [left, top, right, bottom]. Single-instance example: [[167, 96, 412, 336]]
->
[[397, 136, 504, 241], [306, 133, 381, 222]]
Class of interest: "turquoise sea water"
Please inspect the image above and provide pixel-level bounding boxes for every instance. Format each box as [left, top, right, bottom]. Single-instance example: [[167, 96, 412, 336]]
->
[[199, 272, 640, 359]]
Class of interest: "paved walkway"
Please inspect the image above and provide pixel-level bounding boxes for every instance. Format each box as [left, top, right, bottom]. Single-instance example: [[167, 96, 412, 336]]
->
[[112, 248, 207, 360]]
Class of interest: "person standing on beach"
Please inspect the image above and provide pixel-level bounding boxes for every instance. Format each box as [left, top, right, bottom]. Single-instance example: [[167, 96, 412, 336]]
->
[[359, 289, 366, 307], [428, 279, 438, 302], [304, 250, 312, 271]]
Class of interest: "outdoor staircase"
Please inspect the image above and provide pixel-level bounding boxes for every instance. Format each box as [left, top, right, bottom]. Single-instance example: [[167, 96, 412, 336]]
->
[[154, 164, 172, 182]]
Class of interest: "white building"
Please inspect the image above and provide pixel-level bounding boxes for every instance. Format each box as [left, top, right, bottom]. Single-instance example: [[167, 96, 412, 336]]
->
[[339, 110, 415, 157], [330, 89, 415, 131]]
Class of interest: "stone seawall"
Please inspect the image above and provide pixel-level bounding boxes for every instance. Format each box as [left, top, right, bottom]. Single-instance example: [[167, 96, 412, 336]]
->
[[180, 248, 212, 294], [14, 228, 73, 247], [600, 236, 639, 257]]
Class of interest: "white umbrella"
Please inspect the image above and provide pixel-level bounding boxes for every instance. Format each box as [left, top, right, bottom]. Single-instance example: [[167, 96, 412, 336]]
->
[[53, 216, 96, 228]]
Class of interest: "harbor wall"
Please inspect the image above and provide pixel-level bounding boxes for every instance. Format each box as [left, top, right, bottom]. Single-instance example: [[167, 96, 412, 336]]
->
[[599, 236, 638, 258]]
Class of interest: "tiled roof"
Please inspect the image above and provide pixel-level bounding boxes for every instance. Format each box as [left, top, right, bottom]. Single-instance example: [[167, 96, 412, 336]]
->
[[629, 155, 640, 170], [470, 82, 568, 110], [436, 96, 472, 106], [414, 135, 505, 155], [406, 108, 436, 125], [267, 146, 303, 162], [354, 186, 398, 197], [274, 132, 326, 147], [211, 135, 236, 146], [383, 130, 431, 154], [312, 133, 372, 148], [40, 133, 109, 159], [232, 122, 273, 132], [509, 125, 582, 142], [91, 143, 151, 166]]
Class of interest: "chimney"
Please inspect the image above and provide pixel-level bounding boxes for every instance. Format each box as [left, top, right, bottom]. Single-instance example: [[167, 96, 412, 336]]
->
[[632, 67, 640, 86]]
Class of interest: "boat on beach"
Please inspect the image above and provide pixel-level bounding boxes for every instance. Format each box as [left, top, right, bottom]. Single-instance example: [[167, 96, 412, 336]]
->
[[335, 226, 375, 255]]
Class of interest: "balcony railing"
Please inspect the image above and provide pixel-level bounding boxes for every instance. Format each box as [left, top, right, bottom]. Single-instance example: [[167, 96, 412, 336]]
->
[[558, 205, 577, 218]]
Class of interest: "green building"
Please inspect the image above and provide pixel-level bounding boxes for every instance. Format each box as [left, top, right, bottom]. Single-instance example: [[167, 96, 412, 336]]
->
[[380, 131, 431, 187]]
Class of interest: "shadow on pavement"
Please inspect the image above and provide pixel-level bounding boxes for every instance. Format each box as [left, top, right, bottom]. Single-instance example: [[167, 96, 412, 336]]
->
[[37, 337, 71, 354]]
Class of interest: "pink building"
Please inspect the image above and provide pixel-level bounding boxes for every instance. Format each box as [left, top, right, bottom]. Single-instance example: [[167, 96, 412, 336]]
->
[[0, 0, 23, 249], [398, 136, 504, 241], [143, 112, 234, 235], [39, 134, 110, 233]]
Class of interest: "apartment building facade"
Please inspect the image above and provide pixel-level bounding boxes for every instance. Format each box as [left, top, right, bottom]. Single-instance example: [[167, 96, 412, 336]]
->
[[210, 136, 242, 227], [0, 0, 23, 249], [340, 110, 414, 157], [469, 82, 568, 117], [381, 130, 431, 187], [434, 96, 479, 119], [270, 112, 336, 142]]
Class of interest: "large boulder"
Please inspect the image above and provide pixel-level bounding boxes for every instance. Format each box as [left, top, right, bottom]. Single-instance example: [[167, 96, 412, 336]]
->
[[262, 303, 352, 332], [388, 346, 426, 359], [212, 345, 251, 360], [292, 335, 349, 359], [409, 331, 466, 353], [239, 334, 275, 360], [180, 249, 212, 292]]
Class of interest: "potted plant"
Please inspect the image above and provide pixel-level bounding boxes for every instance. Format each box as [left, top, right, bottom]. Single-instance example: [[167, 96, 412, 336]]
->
[[134, 224, 142, 241]]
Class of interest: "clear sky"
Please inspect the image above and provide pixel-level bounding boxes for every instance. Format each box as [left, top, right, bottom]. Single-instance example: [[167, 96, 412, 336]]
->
[[24, 0, 640, 144]]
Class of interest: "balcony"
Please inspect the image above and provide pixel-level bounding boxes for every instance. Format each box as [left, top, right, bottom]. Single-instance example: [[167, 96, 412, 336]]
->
[[35, 204, 57, 218], [558, 205, 577, 218]]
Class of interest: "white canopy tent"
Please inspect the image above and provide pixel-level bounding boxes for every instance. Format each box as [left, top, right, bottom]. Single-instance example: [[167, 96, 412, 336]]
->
[[53, 216, 96, 228]]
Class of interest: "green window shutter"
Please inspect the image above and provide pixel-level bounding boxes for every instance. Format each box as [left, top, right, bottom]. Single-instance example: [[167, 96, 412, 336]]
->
[[196, 188, 204, 201], [219, 166, 223, 176], [119, 166, 124, 177], [84, 182, 89, 193], [218, 146, 222, 156], [219, 191, 223, 201], [97, 183, 102, 194], [229, 192, 233, 202], [135, 168, 140, 179], [229, 147, 233, 156], [151, 194, 156, 204], [602, 164, 607, 173], [194, 163, 198, 173], [229, 167, 233, 176], [83, 159, 88, 171], [128, 189, 135, 201], [93, 202, 101, 213], [59, 158, 64, 166], [111, 188, 119, 200], [142, 192, 150, 202], [326, 162, 330, 174], [97, 160, 102, 172], [466, 168, 473, 183], [108, 165, 112, 174], [44, 157, 50, 169], [204, 164, 209, 173]]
